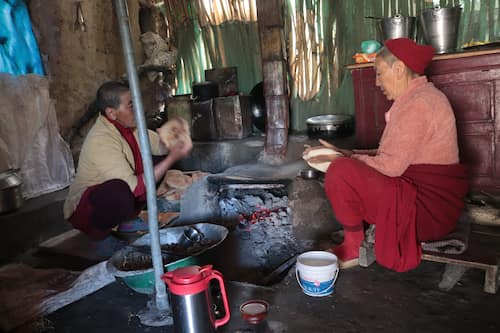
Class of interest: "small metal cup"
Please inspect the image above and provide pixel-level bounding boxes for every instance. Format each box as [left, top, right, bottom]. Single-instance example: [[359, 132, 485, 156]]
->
[[178, 227, 203, 249], [299, 169, 320, 180]]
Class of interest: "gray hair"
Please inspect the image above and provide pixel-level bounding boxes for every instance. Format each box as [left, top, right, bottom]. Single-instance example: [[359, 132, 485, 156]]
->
[[376, 46, 417, 76], [376, 47, 399, 66], [96, 81, 130, 115]]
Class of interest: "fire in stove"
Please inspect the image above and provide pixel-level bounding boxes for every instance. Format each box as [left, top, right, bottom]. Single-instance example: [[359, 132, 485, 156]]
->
[[210, 180, 302, 285], [218, 184, 291, 227], [178, 175, 303, 285]]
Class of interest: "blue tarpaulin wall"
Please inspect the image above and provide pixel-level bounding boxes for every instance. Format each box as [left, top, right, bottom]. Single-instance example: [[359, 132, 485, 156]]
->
[[0, 0, 44, 75]]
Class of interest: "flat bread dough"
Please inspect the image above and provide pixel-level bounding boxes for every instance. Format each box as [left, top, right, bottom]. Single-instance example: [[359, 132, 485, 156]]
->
[[156, 181, 169, 196], [191, 171, 210, 182], [166, 173, 193, 189], [303, 147, 342, 173], [164, 189, 183, 201], [165, 169, 184, 178], [138, 211, 179, 224], [158, 118, 191, 150], [158, 169, 210, 197]]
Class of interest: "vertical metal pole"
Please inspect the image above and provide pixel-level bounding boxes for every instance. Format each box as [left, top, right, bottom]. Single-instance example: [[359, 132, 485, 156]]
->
[[114, 0, 169, 311]]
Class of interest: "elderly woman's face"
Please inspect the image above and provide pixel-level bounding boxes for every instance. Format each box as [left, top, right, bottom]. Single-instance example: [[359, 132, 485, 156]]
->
[[374, 56, 399, 101], [111, 91, 137, 128]]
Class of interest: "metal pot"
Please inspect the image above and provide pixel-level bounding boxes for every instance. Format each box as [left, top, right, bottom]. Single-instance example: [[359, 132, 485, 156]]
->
[[299, 169, 320, 180], [250, 81, 266, 132], [366, 14, 416, 41], [0, 169, 23, 214], [419, 6, 462, 54], [381, 14, 416, 40], [306, 114, 354, 139]]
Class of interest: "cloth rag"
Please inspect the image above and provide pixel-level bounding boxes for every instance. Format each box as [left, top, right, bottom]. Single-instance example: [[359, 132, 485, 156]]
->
[[421, 212, 470, 255]]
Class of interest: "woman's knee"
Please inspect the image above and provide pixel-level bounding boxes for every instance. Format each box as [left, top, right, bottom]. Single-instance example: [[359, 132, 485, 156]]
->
[[325, 158, 356, 189], [88, 179, 135, 213]]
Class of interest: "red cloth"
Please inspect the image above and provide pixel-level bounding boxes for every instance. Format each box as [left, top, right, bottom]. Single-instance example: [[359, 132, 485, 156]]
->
[[106, 117, 146, 200], [68, 179, 137, 240], [68, 183, 110, 240], [325, 158, 468, 272], [384, 38, 435, 74]]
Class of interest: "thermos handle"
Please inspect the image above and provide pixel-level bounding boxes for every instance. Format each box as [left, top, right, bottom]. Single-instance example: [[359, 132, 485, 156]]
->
[[208, 270, 231, 328]]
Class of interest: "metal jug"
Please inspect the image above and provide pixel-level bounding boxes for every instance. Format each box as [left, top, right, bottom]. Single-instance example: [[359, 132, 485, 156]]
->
[[162, 265, 230, 333]]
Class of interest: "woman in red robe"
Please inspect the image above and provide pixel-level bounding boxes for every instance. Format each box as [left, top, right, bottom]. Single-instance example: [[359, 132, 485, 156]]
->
[[304, 38, 469, 271]]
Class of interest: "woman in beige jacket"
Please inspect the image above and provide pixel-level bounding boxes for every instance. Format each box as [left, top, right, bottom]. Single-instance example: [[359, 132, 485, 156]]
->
[[63, 81, 191, 239]]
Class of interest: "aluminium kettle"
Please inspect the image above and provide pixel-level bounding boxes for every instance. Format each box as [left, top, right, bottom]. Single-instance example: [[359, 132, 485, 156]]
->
[[162, 265, 230, 333]]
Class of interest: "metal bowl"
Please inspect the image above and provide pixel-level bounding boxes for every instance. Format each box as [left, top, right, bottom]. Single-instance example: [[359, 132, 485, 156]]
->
[[299, 169, 320, 180], [306, 114, 353, 139], [240, 299, 269, 325], [0, 169, 23, 214], [107, 223, 228, 294]]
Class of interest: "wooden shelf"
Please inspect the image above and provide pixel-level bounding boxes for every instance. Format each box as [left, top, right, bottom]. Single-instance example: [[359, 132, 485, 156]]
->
[[346, 48, 500, 69]]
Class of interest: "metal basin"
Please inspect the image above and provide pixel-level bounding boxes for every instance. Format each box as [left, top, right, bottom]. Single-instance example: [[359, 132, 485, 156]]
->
[[306, 114, 354, 139], [0, 169, 23, 214], [107, 223, 228, 294]]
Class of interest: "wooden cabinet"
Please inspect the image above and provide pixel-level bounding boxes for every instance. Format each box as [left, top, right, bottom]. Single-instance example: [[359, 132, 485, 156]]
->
[[351, 66, 392, 149], [349, 50, 500, 193]]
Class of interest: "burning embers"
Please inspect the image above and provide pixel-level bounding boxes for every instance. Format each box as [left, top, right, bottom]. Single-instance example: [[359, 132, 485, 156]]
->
[[218, 184, 291, 227], [178, 175, 302, 285], [238, 206, 289, 226]]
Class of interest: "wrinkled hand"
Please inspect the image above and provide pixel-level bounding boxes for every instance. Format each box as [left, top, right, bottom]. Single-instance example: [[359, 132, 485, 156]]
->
[[318, 139, 353, 157], [167, 139, 193, 161], [303, 139, 338, 154], [311, 139, 353, 157], [307, 153, 341, 164]]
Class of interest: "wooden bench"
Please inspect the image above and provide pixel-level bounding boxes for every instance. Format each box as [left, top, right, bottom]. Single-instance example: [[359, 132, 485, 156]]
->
[[359, 224, 500, 294]]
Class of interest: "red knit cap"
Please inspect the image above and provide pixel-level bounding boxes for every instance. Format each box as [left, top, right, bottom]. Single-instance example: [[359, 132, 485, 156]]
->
[[384, 38, 435, 74]]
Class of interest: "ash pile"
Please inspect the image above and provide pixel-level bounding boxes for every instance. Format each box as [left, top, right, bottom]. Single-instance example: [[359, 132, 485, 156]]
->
[[216, 183, 303, 285], [177, 176, 303, 285]]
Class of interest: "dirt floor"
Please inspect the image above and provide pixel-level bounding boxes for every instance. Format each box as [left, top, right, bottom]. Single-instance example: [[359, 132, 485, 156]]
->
[[2, 136, 500, 333], [41, 260, 500, 333], [4, 190, 500, 333]]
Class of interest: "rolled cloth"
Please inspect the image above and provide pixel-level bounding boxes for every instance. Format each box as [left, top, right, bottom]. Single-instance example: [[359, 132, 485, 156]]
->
[[384, 38, 435, 74], [421, 212, 470, 255]]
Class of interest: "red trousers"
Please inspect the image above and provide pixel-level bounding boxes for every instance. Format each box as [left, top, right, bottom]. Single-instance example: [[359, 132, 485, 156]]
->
[[324, 157, 468, 271], [68, 179, 144, 240]]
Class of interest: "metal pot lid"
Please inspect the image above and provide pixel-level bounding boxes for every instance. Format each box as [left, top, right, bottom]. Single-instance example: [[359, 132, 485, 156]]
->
[[0, 169, 22, 190], [306, 114, 352, 125], [192, 81, 217, 86]]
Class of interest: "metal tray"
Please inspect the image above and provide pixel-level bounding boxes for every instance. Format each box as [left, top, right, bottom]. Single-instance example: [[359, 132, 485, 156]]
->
[[107, 223, 228, 277]]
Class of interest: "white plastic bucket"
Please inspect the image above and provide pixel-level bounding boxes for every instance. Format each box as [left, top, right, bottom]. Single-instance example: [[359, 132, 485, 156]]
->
[[296, 251, 339, 297]]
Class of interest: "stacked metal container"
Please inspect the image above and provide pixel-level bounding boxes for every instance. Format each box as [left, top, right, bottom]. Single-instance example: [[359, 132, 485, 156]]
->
[[256, 0, 289, 157], [190, 67, 253, 141]]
